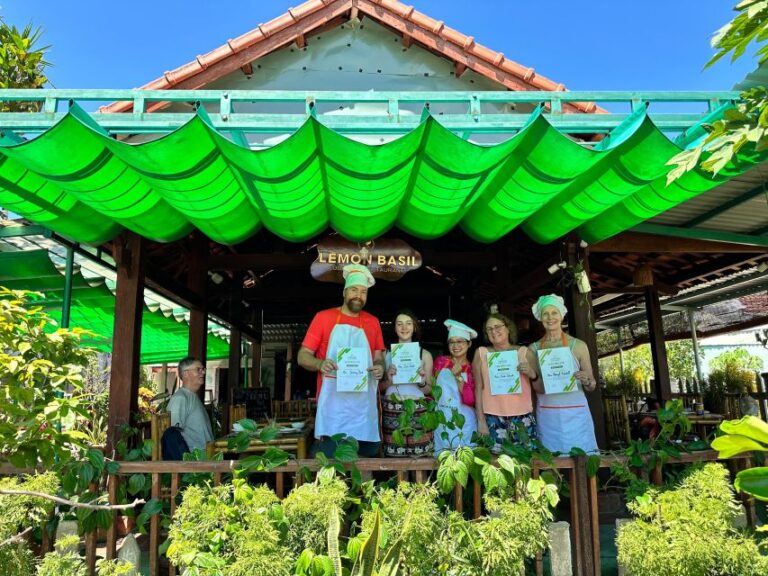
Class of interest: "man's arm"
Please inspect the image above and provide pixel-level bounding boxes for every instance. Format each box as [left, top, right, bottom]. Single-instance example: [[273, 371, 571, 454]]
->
[[167, 393, 186, 428], [297, 346, 337, 376]]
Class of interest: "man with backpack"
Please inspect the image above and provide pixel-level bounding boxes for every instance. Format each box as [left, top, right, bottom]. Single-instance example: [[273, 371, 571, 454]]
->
[[166, 356, 214, 454]]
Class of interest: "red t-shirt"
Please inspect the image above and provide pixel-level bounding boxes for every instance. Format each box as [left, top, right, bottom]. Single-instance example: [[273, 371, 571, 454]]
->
[[302, 307, 385, 398]]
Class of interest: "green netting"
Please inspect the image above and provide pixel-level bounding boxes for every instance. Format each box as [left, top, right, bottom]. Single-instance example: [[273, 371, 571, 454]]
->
[[0, 250, 229, 363], [0, 104, 763, 245]]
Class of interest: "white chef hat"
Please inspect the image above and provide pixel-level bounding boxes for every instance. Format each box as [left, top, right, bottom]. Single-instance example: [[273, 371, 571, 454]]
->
[[342, 264, 375, 289], [531, 294, 567, 321], [444, 319, 478, 341]]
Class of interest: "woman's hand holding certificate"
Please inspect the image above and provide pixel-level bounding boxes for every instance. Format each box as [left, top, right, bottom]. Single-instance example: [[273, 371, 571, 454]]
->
[[390, 342, 421, 385], [486, 350, 521, 395], [538, 348, 578, 394]]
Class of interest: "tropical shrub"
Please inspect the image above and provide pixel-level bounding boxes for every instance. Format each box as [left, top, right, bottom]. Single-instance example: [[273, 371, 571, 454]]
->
[[617, 463, 768, 576], [439, 481, 555, 576], [0, 472, 59, 574], [36, 535, 88, 576], [167, 480, 292, 576], [282, 477, 348, 556], [0, 288, 95, 468], [711, 415, 768, 502], [355, 482, 445, 574]]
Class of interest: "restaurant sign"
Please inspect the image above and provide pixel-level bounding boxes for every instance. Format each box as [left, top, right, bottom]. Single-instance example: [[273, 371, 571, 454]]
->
[[311, 237, 422, 282]]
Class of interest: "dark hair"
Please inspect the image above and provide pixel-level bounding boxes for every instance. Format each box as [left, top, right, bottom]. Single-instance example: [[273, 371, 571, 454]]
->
[[484, 312, 518, 345], [178, 356, 201, 374], [393, 309, 421, 341]]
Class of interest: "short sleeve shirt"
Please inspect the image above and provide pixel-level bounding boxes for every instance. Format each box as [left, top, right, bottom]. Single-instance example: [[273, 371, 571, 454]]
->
[[302, 307, 385, 397]]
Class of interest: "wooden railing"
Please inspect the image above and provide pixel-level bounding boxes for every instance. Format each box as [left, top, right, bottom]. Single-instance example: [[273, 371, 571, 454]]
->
[[1, 451, 759, 576], [103, 451, 756, 576]]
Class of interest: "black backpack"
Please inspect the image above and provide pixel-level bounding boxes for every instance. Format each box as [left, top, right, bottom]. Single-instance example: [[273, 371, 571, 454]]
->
[[161, 426, 190, 460]]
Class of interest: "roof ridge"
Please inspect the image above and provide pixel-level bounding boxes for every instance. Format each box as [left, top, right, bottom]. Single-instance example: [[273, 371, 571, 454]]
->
[[101, 0, 601, 114]]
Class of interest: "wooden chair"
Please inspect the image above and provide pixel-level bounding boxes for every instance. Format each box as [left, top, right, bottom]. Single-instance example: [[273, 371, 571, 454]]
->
[[150, 412, 171, 461], [229, 403, 247, 431], [272, 399, 313, 419], [602, 394, 631, 448], [723, 393, 742, 420]]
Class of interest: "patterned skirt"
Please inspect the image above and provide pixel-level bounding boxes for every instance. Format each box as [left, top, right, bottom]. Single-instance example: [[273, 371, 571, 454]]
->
[[381, 395, 434, 457]]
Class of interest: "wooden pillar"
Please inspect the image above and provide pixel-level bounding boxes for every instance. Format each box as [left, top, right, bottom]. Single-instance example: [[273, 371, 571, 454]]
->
[[565, 238, 607, 449], [107, 232, 145, 454], [284, 344, 294, 401], [251, 341, 262, 388], [223, 281, 243, 405], [187, 233, 208, 399], [644, 286, 672, 402]]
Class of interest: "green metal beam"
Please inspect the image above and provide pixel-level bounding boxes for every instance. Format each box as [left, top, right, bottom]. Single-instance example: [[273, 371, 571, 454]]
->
[[0, 89, 740, 138], [683, 183, 767, 227], [0, 224, 52, 238], [631, 223, 768, 248]]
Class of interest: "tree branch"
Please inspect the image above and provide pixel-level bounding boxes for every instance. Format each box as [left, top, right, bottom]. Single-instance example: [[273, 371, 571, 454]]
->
[[0, 489, 144, 511], [0, 525, 33, 547]]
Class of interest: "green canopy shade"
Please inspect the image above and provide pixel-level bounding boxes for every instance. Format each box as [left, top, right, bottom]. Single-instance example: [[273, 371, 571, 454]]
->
[[0, 103, 762, 245], [0, 250, 230, 364]]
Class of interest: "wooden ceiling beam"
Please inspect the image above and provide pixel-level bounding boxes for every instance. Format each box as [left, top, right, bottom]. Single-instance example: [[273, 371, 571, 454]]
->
[[591, 231, 768, 253], [240, 62, 254, 76]]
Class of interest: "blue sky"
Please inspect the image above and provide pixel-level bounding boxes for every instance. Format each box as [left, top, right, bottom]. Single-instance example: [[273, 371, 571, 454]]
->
[[0, 0, 757, 91]]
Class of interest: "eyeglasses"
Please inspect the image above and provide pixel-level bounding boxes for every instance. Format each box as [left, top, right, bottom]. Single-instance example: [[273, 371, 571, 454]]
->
[[485, 324, 507, 334], [184, 366, 205, 374], [448, 340, 469, 347]]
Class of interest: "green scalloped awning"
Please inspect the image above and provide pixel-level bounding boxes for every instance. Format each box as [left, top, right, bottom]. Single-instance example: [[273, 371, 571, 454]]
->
[[0, 103, 763, 245], [0, 250, 229, 364]]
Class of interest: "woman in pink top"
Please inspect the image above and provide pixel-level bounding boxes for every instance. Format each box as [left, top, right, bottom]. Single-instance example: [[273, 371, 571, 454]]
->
[[473, 313, 543, 452]]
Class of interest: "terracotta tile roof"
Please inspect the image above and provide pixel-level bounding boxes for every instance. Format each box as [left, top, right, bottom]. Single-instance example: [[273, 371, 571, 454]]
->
[[101, 0, 601, 114]]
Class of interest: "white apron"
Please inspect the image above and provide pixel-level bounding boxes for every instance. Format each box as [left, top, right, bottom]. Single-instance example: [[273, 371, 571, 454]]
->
[[434, 368, 477, 454], [315, 321, 380, 442], [534, 336, 598, 454]]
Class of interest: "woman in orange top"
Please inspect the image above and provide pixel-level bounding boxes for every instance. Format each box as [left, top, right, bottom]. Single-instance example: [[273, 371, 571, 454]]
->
[[473, 313, 543, 452]]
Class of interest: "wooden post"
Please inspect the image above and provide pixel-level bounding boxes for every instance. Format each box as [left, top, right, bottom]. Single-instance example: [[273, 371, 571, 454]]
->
[[644, 286, 672, 402], [224, 280, 244, 406], [572, 455, 596, 576], [107, 232, 144, 454], [284, 344, 294, 401], [251, 341, 262, 388], [565, 238, 607, 448], [187, 233, 208, 399]]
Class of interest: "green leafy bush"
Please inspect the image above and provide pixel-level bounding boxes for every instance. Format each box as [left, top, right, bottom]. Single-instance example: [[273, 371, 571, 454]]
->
[[356, 482, 445, 574], [282, 477, 348, 556], [36, 535, 87, 576], [617, 463, 768, 576], [0, 472, 59, 575], [439, 480, 554, 576], [0, 288, 95, 469], [167, 480, 291, 576]]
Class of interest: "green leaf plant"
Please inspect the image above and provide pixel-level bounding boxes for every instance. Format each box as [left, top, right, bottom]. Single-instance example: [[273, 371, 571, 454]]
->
[[608, 399, 698, 501], [711, 415, 768, 507], [667, 2, 768, 182]]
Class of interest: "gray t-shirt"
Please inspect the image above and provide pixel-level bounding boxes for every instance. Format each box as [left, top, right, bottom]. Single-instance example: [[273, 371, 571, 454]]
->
[[167, 387, 213, 452]]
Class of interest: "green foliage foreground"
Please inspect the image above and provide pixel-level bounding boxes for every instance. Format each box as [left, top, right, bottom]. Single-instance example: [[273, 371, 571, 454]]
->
[[617, 463, 768, 576], [168, 475, 556, 576]]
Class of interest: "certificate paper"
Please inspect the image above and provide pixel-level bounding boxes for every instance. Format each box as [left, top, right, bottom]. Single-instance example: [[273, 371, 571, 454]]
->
[[487, 350, 521, 395], [391, 342, 421, 384], [336, 347, 369, 392], [538, 347, 578, 394]]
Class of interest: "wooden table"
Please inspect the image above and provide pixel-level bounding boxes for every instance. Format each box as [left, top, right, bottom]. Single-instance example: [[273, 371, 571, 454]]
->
[[686, 413, 724, 438], [206, 418, 314, 459]]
